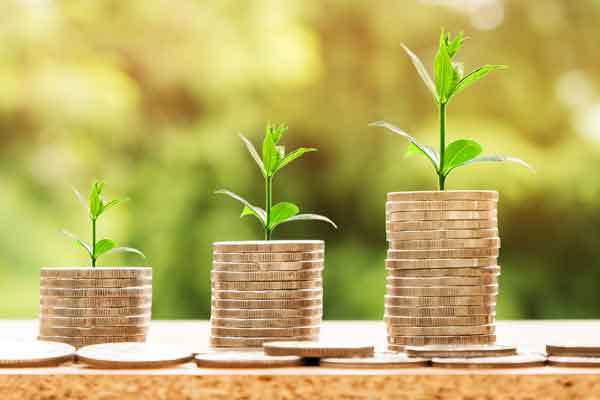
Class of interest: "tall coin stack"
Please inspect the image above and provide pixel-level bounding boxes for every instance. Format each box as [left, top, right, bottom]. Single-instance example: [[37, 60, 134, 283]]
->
[[210, 240, 324, 348], [38, 267, 152, 348], [384, 191, 500, 352]]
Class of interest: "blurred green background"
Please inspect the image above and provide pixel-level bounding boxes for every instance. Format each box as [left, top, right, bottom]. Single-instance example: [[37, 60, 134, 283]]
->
[[1, 0, 599, 320]]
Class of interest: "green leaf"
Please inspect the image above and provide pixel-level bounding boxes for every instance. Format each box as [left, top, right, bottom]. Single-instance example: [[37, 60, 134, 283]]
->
[[100, 197, 129, 216], [459, 155, 534, 171], [276, 213, 338, 229], [61, 229, 92, 258], [215, 189, 267, 225], [262, 130, 280, 176], [442, 139, 483, 175], [268, 122, 287, 143], [401, 43, 438, 102], [268, 202, 299, 230], [452, 65, 507, 98], [434, 30, 457, 103], [105, 246, 146, 259], [275, 147, 317, 173], [445, 31, 465, 58], [239, 133, 266, 177], [405, 143, 422, 158], [241, 205, 268, 225], [369, 121, 440, 169], [94, 239, 116, 257], [89, 181, 104, 219]]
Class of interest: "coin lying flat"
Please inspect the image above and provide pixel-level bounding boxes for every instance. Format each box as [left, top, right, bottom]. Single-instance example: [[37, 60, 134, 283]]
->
[[210, 336, 318, 348], [388, 248, 499, 260], [387, 266, 501, 278], [76, 343, 192, 369], [213, 251, 324, 263], [388, 238, 500, 251], [547, 356, 600, 368], [211, 317, 321, 329], [386, 200, 497, 212], [40, 286, 152, 298], [386, 275, 498, 287], [210, 326, 320, 338], [40, 296, 151, 308], [211, 269, 322, 282], [263, 341, 375, 358], [39, 315, 151, 328], [387, 325, 495, 336], [41, 267, 152, 279], [320, 352, 429, 368], [432, 354, 546, 369], [39, 306, 151, 318], [195, 351, 302, 368], [211, 307, 322, 319], [385, 295, 496, 307], [212, 280, 322, 291], [212, 261, 324, 272], [405, 344, 516, 358], [39, 325, 148, 337], [38, 335, 146, 348], [213, 240, 324, 253], [387, 191, 499, 202], [388, 334, 496, 346], [387, 229, 499, 241], [386, 210, 497, 222], [0, 340, 75, 367], [212, 288, 322, 301], [39, 278, 152, 289], [385, 258, 497, 269], [384, 304, 496, 317], [386, 285, 498, 297], [386, 220, 497, 232], [384, 315, 495, 327], [546, 344, 600, 357], [212, 298, 322, 309]]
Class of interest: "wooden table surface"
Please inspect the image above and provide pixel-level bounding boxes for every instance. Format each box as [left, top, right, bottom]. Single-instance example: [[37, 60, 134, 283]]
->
[[1, 320, 600, 399]]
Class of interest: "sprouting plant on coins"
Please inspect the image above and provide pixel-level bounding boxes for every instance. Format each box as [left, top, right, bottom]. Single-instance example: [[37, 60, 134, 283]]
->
[[62, 181, 145, 267], [216, 122, 337, 240], [371, 29, 532, 190]]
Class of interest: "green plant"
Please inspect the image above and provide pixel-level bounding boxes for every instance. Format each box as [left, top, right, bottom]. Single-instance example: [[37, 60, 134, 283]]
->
[[62, 181, 145, 267], [216, 122, 337, 240], [371, 29, 532, 190]]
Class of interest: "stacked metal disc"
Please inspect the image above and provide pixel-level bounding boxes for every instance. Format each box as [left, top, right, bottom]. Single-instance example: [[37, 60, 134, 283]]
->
[[384, 191, 500, 352], [210, 240, 324, 348], [38, 267, 152, 348]]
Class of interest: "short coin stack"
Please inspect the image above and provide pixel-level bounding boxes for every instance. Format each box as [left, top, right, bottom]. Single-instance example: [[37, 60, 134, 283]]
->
[[210, 240, 324, 348], [384, 191, 500, 351], [38, 267, 152, 348]]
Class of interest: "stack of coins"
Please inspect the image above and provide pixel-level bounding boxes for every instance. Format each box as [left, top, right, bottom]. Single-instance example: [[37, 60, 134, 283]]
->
[[384, 191, 500, 351], [38, 267, 152, 348], [210, 240, 324, 348]]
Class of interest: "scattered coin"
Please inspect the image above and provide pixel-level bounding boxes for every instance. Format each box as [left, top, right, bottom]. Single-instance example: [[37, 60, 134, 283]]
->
[[39, 315, 151, 328], [39, 325, 148, 337], [388, 238, 500, 251], [547, 356, 600, 368], [0, 340, 75, 367], [386, 266, 501, 277], [40, 267, 152, 279], [320, 352, 429, 368], [384, 304, 496, 317], [39, 306, 151, 318], [387, 248, 499, 260], [386, 219, 497, 232], [213, 240, 324, 253], [385, 258, 497, 269], [40, 296, 151, 308], [263, 341, 375, 358], [39, 278, 152, 289], [386, 229, 499, 241], [212, 288, 322, 300], [432, 354, 546, 369], [388, 334, 496, 346], [211, 307, 322, 319], [210, 336, 318, 348], [213, 251, 324, 263], [386, 200, 497, 212], [212, 298, 322, 309], [387, 191, 498, 202], [211, 269, 322, 282], [385, 295, 496, 307], [38, 335, 146, 348], [40, 286, 152, 298], [212, 280, 322, 291], [386, 275, 498, 287], [385, 285, 498, 297], [386, 210, 497, 222], [384, 315, 495, 327], [387, 325, 495, 336], [210, 317, 321, 329], [212, 261, 324, 272], [195, 351, 303, 368], [405, 344, 517, 358], [210, 326, 320, 338], [76, 343, 193, 369], [546, 344, 600, 357]]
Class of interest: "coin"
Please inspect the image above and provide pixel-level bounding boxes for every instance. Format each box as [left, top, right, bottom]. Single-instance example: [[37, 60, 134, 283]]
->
[[387, 325, 495, 336], [388, 238, 500, 251], [432, 354, 546, 369], [210, 336, 318, 348], [385, 295, 496, 307], [387, 266, 501, 277], [212, 298, 322, 309], [76, 343, 193, 369], [39, 306, 151, 317], [213, 240, 324, 253], [387, 220, 497, 231], [37, 335, 146, 348], [385, 285, 498, 297], [263, 341, 375, 358], [386, 200, 497, 212], [384, 304, 496, 317], [387, 248, 499, 260], [388, 334, 496, 346], [546, 344, 600, 357], [40, 278, 152, 289], [39, 325, 148, 337], [40, 296, 151, 308], [385, 258, 497, 269], [211, 269, 322, 282], [386, 210, 497, 222], [547, 356, 600, 368], [386, 275, 498, 287], [387, 191, 498, 201], [211, 317, 321, 329], [212, 288, 322, 300], [320, 352, 429, 368], [40, 286, 152, 298], [0, 340, 75, 367], [405, 344, 517, 358], [211, 326, 320, 338], [195, 351, 303, 368], [212, 261, 324, 272], [39, 315, 151, 328], [41, 267, 152, 279], [384, 315, 495, 327], [212, 280, 322, 291], [211, 307, 322, 319], [213, 251, 324, 263], [387, 229, 499, 241]]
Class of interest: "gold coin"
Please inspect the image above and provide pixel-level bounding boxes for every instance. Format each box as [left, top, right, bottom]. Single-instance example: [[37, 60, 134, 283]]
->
[[319, 352, 429, 368], [213, 251, 324, 263], [211, 298, 322, 309], [432, 354, 546, 369], [384, 315, 495, 327], [388, 238, 500, 251], [40, 296, 151, 308], [387, 219, 497, 231], [210, 307, 322, 319], [40, 286, 152, 298], [40, 267, 152, 279], [211, 269, 322, 282], [212, 261, 324, 272], [388, 334, 496, 346], [388, 325, 495, 336], [263, 341, 375, 358], [76, 343, 193, 369], [0, 340, 75, 367], [210, 336, 318, 348], [40, 278, 152, 289], [406, 344, 516, 358], [386, 285, 498, 297], [212, 280, 322, 291], [39, 306, 151, 317], [384, 304, 496, 317], [212, 288, 322, 300], [37, 335, 146, 348], [387, 266, 500, 277], [210, 317, 321, 328], [213, 240, 324, 253], [387, 191, 498, 202], [384, 295, 496, 307], [210, 326, 320, 338], [385, 258, 497, 269], [386, 210, 497, 222], [195, 351, 303, 368], [547, 356, 600, 368], [386, 200, 497, 212], [546, 344, 600, 357], [39, 325, 149, 337], [39, 315, 151, 328], [387, 248, 499, 260], [387, 229, 498, 241], [386, 275, 498, 287]]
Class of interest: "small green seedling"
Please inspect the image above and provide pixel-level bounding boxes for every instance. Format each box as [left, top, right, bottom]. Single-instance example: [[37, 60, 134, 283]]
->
[[62, 181, 145, 267], [216, 122, 337, 240], [371, 29, 532, 190]]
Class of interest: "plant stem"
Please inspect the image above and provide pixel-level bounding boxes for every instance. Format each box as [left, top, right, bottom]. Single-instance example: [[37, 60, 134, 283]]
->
[[438, 102, 447, 191], [91, 218, 97, 268], [265, 175, 273, 240]]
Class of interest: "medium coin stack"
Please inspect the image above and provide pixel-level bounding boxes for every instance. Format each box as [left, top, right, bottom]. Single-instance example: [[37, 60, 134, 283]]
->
[[38, 267, 152, 348], [385, 191, 500, 351], [210, 240, 324, 348]]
